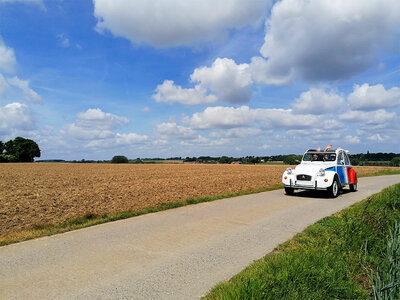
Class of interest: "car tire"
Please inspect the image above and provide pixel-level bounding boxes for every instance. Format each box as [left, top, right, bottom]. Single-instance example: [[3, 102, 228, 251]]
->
[[285, 187, 294, 195], [349, 183, 357, 192], [328, 178, 339, 198]]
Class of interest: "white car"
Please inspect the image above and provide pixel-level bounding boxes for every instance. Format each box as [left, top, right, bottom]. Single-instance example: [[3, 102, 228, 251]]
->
[[282, 148, 358, 198]]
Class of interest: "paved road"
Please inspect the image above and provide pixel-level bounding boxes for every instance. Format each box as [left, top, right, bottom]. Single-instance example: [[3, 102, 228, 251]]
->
[[1, 175, 399, 300]]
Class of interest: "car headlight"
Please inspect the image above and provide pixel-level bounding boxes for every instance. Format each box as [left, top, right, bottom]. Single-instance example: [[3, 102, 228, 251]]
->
[[317, 168, 325, 176], [286, 167, 292, 175]]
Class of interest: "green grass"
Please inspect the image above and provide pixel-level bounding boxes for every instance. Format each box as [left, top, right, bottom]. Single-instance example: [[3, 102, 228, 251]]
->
[[203, 183, 400, 300], [358, 168, 400, 178], [0, 184, 283, 246]]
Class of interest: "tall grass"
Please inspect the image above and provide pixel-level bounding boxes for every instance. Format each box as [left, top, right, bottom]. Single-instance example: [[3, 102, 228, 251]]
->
[[371, 221, 400, 300], [204, 183, 400, 299]]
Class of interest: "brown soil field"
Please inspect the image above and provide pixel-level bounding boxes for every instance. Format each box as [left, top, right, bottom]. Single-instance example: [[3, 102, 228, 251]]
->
[[0, 163, 395, 238]]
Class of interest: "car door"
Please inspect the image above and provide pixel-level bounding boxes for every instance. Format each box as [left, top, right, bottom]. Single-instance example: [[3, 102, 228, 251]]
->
[[337, 151, 347, 185], [344, 152, 353, 184]]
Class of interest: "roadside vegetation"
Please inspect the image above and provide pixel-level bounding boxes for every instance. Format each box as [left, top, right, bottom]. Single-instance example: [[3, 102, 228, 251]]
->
[[204, 184, 400, 300]]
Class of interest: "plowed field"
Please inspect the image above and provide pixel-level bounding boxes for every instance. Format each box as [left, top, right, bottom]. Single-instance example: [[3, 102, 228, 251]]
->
[[0, 163, 394, 238]]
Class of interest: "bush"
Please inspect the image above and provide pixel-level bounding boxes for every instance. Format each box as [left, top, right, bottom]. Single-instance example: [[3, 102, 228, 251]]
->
[[111, 155, 129, 163]]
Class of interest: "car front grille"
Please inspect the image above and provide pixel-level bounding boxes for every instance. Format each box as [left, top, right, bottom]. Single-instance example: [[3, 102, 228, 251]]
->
[[297, 174, 312, 181]]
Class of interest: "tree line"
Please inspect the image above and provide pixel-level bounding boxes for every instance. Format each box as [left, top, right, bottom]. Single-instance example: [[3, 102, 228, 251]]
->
[[0, 137, 41, 162]]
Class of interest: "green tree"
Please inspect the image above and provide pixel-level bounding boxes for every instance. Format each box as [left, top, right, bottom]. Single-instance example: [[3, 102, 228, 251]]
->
[[218, 156, 233, 164], [284, 155, 302, 165], [4, 140, 15, 155], [351, 158, 360, 166], [0, 141, 4, 154], [248, 156, 260, 164], [4, 137, 40, 162], [132, 158, 143, 164], [111, 155, 129, 163], [391, 157, 400, 167]]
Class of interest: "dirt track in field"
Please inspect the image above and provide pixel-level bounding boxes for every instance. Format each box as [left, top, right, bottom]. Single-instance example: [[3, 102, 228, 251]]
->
[[0, 163, 393, 238]]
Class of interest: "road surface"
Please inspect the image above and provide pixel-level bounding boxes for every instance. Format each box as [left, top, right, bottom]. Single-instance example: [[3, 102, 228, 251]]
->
[[1, 175, 399, 300]]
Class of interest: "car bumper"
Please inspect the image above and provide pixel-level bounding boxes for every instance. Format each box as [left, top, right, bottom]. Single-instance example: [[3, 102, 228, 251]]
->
[[282, 175, 332, 190], [284, 184, 328, 191]]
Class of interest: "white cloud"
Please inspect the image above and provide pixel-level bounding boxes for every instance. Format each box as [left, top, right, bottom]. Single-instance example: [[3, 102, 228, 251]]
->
[[249, 56, 292, 85], [0, 102, 35, 135], [258, 0, 400, 82], [115, 133, 148, 145], [0, 73, 9, 95], [184, 105, 320, 130], [339, 109, 395, 124], [8, 76, 43, 103], [348, 83, 400, 111], [141, 106, 150, 112], [185, 106, 253, 129], [0, 38, 17, 74], [153, 80, 217, 105], [56, 33, 70, 48], [345, 135, 361, 144], [61, 108, 148, 150], [190, 58, 252, 104], [156, 122, 199, 140], [62, 123, 114, 140], [93, 0, 271, 47], [154, 58, 252, 105], [292, 88, 345, 115], [63, 108, 129, 140], [259, 144, 271, 150], [209, 128, 262, 139], [367, 133, 389, 142], [75, 108, 129, 130], [252, 108, 320, 129], [286, 119, 346, 140]]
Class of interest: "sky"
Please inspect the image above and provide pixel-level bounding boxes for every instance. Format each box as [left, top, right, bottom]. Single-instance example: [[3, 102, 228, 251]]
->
[[0, 0, 399, 160]]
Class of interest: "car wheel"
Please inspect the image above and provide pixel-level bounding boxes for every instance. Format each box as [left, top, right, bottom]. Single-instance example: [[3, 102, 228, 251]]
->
[[285, 187, 294, 195], [328, 178, 339, 198], [350, 183, 357, 192]]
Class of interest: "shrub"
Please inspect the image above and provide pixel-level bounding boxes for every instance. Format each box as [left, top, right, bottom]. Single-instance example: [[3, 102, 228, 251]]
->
[[111, 155, 129, 163]]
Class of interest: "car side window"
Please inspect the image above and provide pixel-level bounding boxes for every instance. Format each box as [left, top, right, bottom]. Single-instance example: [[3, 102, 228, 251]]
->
[[338, 152, 344, 165], [344, 153, 350, 165]]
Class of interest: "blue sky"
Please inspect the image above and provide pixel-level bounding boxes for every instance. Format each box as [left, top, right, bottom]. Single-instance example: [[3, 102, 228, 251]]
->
[[0, 0, 399, 160]]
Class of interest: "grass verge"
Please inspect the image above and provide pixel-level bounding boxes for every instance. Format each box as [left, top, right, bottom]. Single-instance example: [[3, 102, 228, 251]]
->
[[358, 168, 400, 178], [203, 183, 400, 300], [0, 184, 283, 246]]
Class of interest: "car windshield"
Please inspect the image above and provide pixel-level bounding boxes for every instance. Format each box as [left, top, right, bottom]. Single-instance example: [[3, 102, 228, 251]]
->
[[303, 152, 336, 162]]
